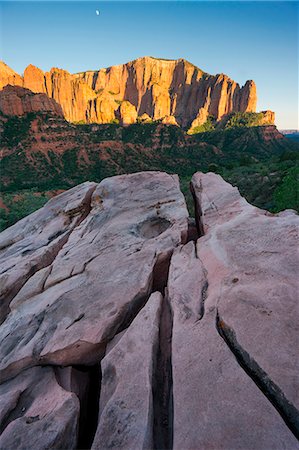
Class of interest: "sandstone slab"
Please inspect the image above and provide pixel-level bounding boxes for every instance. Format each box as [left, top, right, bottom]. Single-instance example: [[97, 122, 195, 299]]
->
[[0, 181, 96, 322], [191, 172, 299, 437], [168, 241, 298, 449], [0, 170, 298, 449], [0, 172, 188, 382], [0, 366, 79, 450], [92, 292, 162, 449]]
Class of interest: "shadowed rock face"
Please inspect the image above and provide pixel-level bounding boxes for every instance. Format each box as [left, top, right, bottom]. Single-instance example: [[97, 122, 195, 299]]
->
[[0, 85, 64, 117], [0, 57, 257, 126], [0, 171, 298, 449], [0, 366, 79, 450]]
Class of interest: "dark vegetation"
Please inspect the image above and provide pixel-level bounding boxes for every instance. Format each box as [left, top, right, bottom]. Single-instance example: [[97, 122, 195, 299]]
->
[[0, 113, 298, 230], [188, 112, 273, 135], [222, 111, 269, 129], [284, 133, 299, 143]]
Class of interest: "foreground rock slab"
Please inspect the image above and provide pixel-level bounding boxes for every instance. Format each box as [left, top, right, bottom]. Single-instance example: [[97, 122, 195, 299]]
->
[[92, 292, 162, 450], [0, 170, 298, 449], [0, 171, 188, 382], [0, 181, 96, 322], [169, 242, 299, 449], [0, 366, 79, 450], [191, 172, 299, 439]]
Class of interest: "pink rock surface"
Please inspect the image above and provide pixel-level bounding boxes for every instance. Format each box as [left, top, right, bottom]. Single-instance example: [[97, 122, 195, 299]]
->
[[0, 366, 79, 450], [92, 292, 162, 449], [0, 172, 188, 382], [0, 182, 96, 323], [0, 170, 298, 448], [192, 172, 299, 410], [168, 242, 298, 449]]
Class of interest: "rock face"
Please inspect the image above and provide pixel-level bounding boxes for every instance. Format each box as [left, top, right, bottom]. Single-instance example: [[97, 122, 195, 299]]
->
[[118, 100, 138, 125], [0, 171, 188, 382], [189, 106, 210, 130], [0, 171, 298, 449], [0, 85, 64, 117], [260, 109, 276, 125], [0, 57, 257, 127], [0, 61, 23, 90], [0, 366, 79, 450], [92, 292, 162, 450]]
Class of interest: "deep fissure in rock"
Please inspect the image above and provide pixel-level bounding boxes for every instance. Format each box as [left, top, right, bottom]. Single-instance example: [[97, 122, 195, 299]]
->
[[152, 290, 174, 450], [54, 362, 102, 450], [112, 250, 173, 340], [152, 251, 172, 294], [216, 313, 299, 439], [112, 289, 153, 339], [187, 217, 200, 243], [152, 251, 174, 450], [190, 182, 204, 238], [75, 363, 102, 450]]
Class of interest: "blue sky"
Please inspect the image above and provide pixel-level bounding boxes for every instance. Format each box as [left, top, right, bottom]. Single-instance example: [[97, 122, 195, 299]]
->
[[0, 1, 298, 128]]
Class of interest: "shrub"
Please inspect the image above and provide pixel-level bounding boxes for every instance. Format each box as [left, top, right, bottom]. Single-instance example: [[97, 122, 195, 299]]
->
[[273, 167, 299, 212], [188, 115, 215, 134], [72, 120, 86, 125], [224, 112, 264, 129]]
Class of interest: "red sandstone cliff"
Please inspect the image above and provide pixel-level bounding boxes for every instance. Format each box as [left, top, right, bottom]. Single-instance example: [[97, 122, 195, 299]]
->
[[0, 85, 63, 117], [0, 57, 259, 127]]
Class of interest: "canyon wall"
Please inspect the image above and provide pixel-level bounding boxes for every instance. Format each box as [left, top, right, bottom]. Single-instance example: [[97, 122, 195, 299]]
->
[[0, 85, 63, 117], [0, 57, 258, 127]]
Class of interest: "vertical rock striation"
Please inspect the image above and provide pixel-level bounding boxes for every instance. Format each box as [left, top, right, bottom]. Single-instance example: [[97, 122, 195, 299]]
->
[[191, 172, 299, 441], [0, 57, 258, 126], [0, 172, 188, 383]]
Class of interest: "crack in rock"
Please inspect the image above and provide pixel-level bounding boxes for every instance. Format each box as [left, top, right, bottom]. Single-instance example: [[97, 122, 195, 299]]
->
[[216, 312, 299, 439], [0, 183, 97, 324], [152, 290, 173, 450]]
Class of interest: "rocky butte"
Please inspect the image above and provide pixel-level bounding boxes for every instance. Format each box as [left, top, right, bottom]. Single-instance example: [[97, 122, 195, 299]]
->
[[0, 57, 274, 129], [0, 85, 64, 118], [0, 171, 298, 449]]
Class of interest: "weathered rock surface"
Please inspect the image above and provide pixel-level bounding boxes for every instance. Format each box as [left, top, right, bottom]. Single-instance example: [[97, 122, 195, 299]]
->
[[0, 61, 23, 90], [0, 85, 64, 117], [0, 172, 188, 384], [168, 242, 298, 449], [189, 106, 210, 131], [191, 172, 299, 440], [0, 366, 79, 450], [260, 109, 275, 124], [92, 292, 162, 450], [0, 181, 96, 323], [118, 100, 138, 125], [161, 115, 178, 126], [0, 170, 298, 449], [0, 57, 257, 126]]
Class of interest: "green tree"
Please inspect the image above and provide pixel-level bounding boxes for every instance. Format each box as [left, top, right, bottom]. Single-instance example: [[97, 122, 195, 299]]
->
[[273, 167, 299, 212]]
